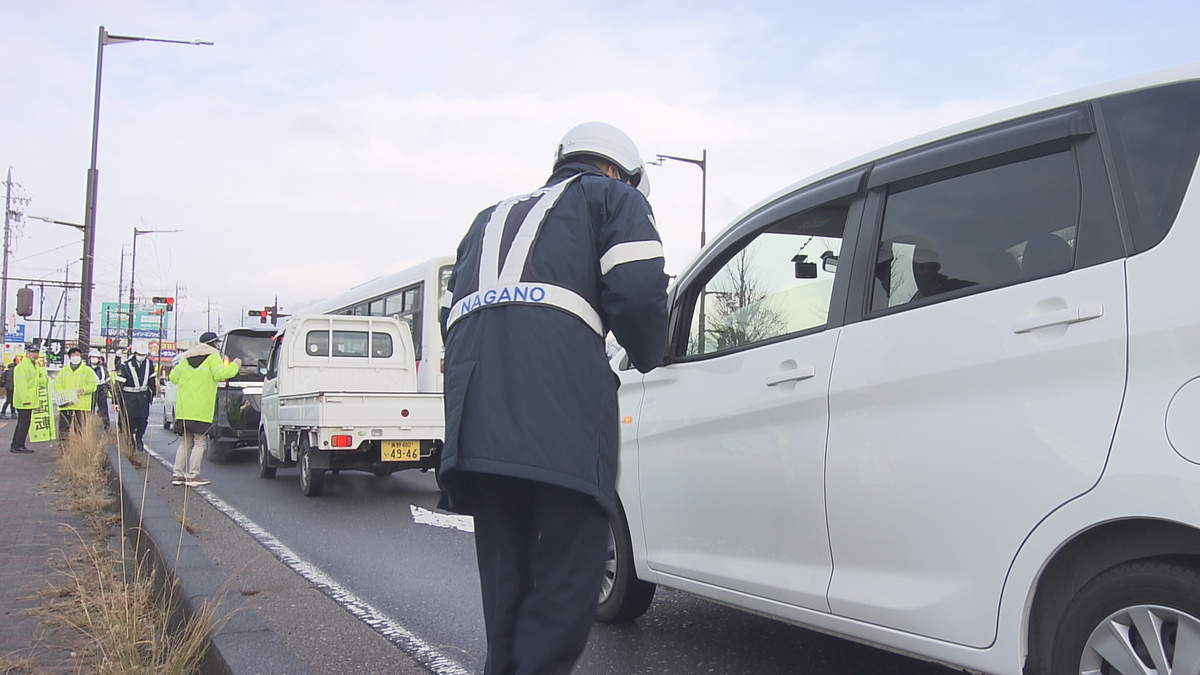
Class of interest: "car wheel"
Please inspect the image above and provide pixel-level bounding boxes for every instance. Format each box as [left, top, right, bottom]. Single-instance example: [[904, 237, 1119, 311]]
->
[[371, 467, 393, 477], [258, 431, 276, 479], [299, 437, 325, 497], [595, 506, 656, 624], [204, 436, 232, 462], [1050, 559, 1200, 675]]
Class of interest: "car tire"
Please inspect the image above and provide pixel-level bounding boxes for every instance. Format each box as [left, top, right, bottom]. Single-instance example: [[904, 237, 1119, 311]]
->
[[595, 506, 656, 624], [1049, 559, 1200, 675], [204, 436, 232, 463], [258, 431, 276, 479], [299, 436, 325, 497]]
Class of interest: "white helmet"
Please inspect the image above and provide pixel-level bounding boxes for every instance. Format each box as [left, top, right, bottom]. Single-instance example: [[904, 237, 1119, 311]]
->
[[554, 122, 650, 197], [131, 340, 150, 355]]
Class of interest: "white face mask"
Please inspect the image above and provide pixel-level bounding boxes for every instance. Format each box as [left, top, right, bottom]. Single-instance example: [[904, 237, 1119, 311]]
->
[[69, 355, 82, 366]]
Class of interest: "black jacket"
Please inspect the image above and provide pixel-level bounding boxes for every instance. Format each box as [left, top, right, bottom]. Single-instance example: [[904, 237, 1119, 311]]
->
[[438, 164, 669, 515], [114, 356, 157, 419]]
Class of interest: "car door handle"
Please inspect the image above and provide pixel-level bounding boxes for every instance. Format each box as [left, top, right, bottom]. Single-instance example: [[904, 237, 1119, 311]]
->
[[1012, 304, 1104, 334], [766, 367, 816, 387]]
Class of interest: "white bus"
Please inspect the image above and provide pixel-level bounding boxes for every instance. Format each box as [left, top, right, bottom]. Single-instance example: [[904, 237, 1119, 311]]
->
[[296, 256, 454, 393]]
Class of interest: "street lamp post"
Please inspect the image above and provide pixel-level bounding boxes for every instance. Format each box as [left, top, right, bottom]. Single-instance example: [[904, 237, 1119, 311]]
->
[[653, 150, 708, 247], [80, 26, 212, 352], [652, 150, 709, 347], [126, 228, 180, 349], [16, 217, 86, 349]]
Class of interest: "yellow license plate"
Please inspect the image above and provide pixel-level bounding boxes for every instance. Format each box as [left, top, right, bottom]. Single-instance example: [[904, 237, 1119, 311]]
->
[[382, 440, 421, 462]]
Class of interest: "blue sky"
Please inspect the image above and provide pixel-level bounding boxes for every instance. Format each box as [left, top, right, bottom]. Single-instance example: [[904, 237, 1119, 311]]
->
[[2, 0, 1198, 338]]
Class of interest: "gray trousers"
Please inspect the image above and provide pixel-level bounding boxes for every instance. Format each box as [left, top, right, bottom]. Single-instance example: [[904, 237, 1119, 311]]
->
[[173, 422, 211, 480]]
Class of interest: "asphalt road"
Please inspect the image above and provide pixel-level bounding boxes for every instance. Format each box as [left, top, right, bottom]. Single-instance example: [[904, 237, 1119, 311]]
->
[[145, 406, 966, 675]]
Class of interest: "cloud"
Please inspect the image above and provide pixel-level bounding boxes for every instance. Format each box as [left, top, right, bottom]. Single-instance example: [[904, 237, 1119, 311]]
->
[[3, 0, 1198, 338]]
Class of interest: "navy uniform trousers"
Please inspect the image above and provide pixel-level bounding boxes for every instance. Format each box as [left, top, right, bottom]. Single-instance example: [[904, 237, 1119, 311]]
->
[[464, 472, 610, 675]]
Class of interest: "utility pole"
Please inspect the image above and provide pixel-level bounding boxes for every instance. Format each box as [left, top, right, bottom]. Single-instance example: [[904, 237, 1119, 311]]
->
[[2, 167, 13, 345], [116, 246, 126, 349], [2, 168, 30, 345], [207, 296, 211, 332]]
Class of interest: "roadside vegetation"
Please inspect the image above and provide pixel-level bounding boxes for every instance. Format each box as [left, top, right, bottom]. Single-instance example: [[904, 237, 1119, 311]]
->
[[9, 414, 225, 674]]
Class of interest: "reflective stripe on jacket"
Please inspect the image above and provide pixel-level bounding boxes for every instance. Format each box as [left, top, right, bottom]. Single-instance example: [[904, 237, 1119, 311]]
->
[[438, 163, 669, 516]]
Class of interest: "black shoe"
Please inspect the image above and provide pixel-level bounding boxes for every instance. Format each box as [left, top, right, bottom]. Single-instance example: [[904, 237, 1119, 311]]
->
[[10, 446, 33, 453]]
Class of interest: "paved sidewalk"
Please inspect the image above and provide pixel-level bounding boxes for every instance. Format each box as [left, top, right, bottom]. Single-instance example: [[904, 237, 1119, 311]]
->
[[0, 419, 90, 674]]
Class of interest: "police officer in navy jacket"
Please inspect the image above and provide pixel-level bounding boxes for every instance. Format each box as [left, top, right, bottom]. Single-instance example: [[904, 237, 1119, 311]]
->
[[439, 121, 669, 675]]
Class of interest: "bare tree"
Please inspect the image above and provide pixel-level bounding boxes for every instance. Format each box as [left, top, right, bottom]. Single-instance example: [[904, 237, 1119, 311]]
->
[[699, 248, 788, 352]]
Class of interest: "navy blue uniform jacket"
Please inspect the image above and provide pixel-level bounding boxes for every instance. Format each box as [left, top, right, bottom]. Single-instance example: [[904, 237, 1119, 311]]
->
[[438, 164, 669, 515]]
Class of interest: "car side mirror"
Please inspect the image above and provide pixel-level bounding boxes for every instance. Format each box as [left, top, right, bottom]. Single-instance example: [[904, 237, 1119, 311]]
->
[[258, 359, 268, 376]]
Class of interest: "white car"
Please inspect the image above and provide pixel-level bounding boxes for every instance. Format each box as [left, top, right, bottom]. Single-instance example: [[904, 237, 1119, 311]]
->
[[162, 354, 181, 434], [601, 63, 1200, 675]]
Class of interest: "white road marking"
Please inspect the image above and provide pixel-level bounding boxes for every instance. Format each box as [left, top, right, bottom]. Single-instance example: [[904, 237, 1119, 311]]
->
[[140, 444, 471, 675], [411, 505, 475, 533]]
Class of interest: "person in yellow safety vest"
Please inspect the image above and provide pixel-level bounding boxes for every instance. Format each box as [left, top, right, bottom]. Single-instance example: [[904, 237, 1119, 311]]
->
[[169, 332, 240, 487], [54, 346, 99, 437], [9, 345, 46, 453]]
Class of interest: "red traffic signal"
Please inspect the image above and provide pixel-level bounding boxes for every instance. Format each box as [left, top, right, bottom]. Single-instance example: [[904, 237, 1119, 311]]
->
[[151, 296, 175, 310]]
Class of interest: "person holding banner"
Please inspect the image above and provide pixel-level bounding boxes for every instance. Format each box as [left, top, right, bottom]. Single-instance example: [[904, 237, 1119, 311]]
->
[[9, 344, 47, 453], [53, 347, 99, 435]]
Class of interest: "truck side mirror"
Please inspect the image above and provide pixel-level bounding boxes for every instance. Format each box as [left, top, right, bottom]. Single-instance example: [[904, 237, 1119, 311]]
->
[[258, 359, 268, 376]]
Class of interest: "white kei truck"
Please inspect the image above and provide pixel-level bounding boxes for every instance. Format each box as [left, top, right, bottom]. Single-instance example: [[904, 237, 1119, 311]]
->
[[256, 314, 444, 497]]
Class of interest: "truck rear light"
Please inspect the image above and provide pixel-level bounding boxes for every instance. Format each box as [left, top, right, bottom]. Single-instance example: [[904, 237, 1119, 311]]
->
[[331, 435, 353, 448], [401, 409, 410, 418]]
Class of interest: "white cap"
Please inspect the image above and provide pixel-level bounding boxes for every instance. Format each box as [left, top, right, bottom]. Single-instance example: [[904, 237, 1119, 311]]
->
[[131, 340, 150, 355]]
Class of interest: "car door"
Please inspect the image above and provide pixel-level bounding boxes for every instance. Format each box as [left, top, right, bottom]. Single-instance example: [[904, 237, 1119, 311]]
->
[[632, 182, 862, 612], [260, 330, 283, 458], [823, 106, 1129, 647]]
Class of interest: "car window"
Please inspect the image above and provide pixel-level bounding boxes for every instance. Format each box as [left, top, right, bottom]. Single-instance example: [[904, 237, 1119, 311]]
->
[[1100, 81, 1200, 253], [870, 148, 1079, 313], [683, 204, 846, 357], [265, 334, 282, 378], [370, 332, 394, 358], [305, 330, 330, 356]]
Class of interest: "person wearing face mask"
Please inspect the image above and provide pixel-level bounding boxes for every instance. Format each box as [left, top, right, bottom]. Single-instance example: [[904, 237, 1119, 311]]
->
[[88, 352, 111, 430], [53, 347, 99, 435], [114, 341, 157, 452]]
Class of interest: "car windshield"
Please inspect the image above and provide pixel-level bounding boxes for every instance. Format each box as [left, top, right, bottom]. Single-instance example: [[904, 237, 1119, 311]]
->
[[222, 330, 276, 382]]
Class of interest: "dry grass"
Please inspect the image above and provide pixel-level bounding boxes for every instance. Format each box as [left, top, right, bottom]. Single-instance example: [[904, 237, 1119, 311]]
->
[[40, 412, 227, 674], [0, 653, 38, 674], [39, 535, 221, 675], [56, 415, 117, 534]]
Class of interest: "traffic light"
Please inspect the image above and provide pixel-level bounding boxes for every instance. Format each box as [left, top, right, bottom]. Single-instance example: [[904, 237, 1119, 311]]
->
[[151, 296, 175, 311], [15, 287, 33, 317]]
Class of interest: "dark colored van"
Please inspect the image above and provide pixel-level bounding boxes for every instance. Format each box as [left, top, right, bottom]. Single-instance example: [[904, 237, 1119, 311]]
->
[[206, 327, 277, 461]]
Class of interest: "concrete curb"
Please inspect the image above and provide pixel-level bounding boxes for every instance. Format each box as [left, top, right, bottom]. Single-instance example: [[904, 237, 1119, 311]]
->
[[106, 446, 313, 675]]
